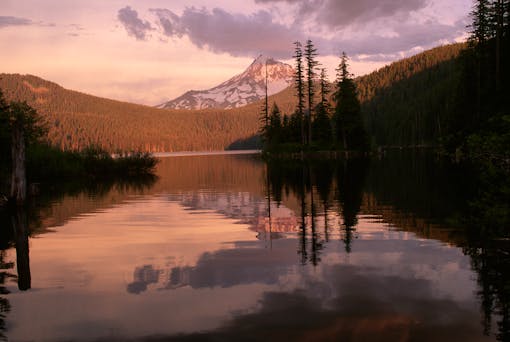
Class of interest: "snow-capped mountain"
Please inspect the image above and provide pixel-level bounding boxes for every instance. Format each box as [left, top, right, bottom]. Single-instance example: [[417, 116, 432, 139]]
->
[[157, 55, 294, 110]]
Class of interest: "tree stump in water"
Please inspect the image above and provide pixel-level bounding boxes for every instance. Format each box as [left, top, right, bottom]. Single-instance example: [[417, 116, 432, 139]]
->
[[10, 124, 26, 205]]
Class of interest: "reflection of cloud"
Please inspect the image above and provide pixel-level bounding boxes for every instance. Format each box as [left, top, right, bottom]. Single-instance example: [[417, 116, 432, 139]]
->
[[116, 263, 483, 342], [164, 242, 295, 289], [0, 16, 32, 28], [127, 265, 161, 294], [117, 6, 153, 41]]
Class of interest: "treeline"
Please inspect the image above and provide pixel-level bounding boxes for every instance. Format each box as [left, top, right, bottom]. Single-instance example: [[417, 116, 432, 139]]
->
[[0, 74, 262, 152], [260, 41, 368, 153]]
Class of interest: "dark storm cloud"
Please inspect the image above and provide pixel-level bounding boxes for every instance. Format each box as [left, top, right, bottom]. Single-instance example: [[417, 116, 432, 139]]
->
[[150, 7, 304, 59], [117, 6, 153, 41], [0, 16, 32, 28]]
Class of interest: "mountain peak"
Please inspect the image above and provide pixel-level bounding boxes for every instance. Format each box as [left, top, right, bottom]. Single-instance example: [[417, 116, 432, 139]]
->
[[157, 56, 294, 110], [251, 55, 278, 66]]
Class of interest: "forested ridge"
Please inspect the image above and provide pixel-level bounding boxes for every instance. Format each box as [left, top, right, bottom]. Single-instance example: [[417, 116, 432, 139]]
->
[[0, 74, 268, 152], [357, 43, 467, 147]]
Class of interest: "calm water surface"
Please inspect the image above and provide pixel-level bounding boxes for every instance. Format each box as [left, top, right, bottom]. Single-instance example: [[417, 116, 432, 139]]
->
[[0, 152, 507, 341]]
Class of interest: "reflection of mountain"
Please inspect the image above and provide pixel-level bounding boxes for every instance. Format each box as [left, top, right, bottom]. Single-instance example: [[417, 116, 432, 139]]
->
[[168, 191, 301, 238]]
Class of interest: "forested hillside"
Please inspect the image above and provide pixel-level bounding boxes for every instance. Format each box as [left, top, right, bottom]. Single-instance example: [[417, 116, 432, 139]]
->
[[0, 74, 253, 152], [356, 43, 467, 146]]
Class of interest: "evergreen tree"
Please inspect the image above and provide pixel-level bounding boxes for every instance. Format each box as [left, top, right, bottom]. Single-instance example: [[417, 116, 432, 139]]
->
[[0, 90, 10, 165], [259, 60, 270, 147], [470, 0, 492, 45], [293, 41, 305, 147], [304, 39, 318, 146], [268, 103, 282, 146], [313, 68, 332, 146], [319, 68, 331, 111], [333, 52, 368, 151]]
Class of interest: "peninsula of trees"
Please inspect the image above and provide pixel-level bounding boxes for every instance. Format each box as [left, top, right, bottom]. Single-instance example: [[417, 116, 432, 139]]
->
[[260, 41, 368, 154]]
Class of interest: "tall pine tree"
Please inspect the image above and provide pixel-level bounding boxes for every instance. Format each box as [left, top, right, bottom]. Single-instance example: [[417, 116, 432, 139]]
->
[[333, 52, 368, 151], [294, 41, 305, 147], [313, 68, 332, 147], [304, 39, 318, 146]]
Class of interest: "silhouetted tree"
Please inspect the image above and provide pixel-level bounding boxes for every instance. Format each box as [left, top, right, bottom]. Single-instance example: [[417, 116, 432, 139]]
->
[[0, 90, 10, 167], [471, 0, 492, 45], [267, 103, 283, 147], [3, 101, 46, 203], [293, 41, 305, 148], [305, 39, 318, 146], [313, 68, 332, 147], [333, 52, 368, 151]]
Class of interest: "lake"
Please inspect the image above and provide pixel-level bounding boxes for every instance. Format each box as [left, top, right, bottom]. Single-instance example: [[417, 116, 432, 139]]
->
[[0, 151, 508, 341]]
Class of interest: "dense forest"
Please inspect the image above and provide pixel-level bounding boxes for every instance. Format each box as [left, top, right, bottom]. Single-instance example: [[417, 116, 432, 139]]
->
[[357, 43, 467, 147], [0, 74, 265, 152], [359, 0, 509, 166]]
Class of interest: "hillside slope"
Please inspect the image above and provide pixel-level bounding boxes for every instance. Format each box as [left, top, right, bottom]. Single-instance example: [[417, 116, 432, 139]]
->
[[0, 74, 265, 152], [356, 43, 467, 146]]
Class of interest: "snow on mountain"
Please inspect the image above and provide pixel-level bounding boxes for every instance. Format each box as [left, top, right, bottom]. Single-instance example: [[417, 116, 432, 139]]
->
[[157, 55, 294, 110]]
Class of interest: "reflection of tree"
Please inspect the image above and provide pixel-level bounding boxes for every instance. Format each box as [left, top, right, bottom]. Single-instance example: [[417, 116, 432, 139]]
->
[[0, 209, 15, 341], [311, 160, 335, 243], [0, 251, 13, 341], [459, 164, 510, 341], [12, 208, 31, 291], [266, 157, 368, 263], [466, 241, 510, 341], [336, 158, 369, 253], [298, 164, 308, 265]]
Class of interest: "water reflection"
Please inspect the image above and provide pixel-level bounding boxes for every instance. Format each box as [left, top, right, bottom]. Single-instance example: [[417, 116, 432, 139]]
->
[[266, 158, 369, 260], [0, 153, 508, 341]]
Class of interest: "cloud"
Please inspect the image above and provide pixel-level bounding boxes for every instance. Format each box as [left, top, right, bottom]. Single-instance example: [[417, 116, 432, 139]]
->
[[117, 6, 153, 41], [120, 2, 466, 61], [150, 7, 301, 59], [0, 16, 32, 28], [255, 0, 429, 28]]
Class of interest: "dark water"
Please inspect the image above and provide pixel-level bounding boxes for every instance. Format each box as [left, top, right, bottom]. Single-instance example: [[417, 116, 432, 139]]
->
[[0, 152, 508, 341]]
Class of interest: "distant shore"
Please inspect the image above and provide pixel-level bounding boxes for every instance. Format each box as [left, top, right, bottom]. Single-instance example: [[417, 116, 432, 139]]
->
[[154, 150, 261, 158]]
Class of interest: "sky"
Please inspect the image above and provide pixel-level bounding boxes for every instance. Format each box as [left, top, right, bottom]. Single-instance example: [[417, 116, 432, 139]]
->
[[0, 0, 472, 106]]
